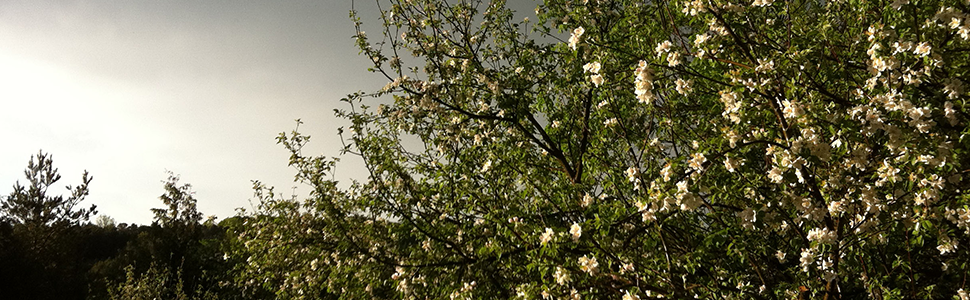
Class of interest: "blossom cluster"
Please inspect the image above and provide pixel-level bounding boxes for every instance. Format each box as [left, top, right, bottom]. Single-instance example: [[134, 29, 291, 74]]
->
[[236, 0, 970, 299]]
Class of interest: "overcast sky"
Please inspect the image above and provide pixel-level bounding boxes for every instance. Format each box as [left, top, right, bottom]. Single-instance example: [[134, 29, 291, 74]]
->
[[0, 1, 388, 225]]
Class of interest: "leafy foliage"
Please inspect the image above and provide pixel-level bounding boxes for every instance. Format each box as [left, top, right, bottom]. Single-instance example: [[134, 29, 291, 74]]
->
[[7, 1, 970, 299], [153, 171, 204, 227], [235, 0, 970, 299], [0, 162, 238, 299], [107, 263, 220, 300], [94, 172, 236, 300]]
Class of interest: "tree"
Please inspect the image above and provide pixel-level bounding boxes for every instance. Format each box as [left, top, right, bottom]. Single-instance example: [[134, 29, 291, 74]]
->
[[0, 151, 99, 299], [1, 150, 96, 227], [152, 171, 204, 227], [236, 0, 970, 299], [94, 173, 236, 299], [96, 215, 117, 228]]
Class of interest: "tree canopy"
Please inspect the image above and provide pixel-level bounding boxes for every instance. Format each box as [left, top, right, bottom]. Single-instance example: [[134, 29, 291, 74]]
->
[[1, 150, 96, 227], [153, 171, 204, 227], [233, 0, 970, 299], [0, 156, 229, 300]]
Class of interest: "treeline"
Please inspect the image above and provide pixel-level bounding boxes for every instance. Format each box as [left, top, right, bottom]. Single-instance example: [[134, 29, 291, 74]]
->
[[0, 151, 269, 300], [0, 217, 235, 299]]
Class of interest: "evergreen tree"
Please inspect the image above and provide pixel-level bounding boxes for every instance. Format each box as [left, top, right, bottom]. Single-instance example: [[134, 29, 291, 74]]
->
[[0, 151, 98, 299], [1, 150, 96, 227]]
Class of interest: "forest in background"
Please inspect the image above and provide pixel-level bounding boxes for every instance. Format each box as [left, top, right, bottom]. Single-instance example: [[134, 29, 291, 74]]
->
[[0, 152, 249, 299]]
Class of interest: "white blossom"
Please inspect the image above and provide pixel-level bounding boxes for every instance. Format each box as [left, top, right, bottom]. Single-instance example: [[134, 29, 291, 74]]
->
[[667, 51, 682, 67], [782, 100, 803, 119], [480, 160, 493, 173], [604, 118, 618, 127], [752, 0, 774, 7], [938, 234, 958, 254], [634, 60, 655, 103], [807, 227, 837, 244], [660, 163, 673, 181], [724, 156, 741, 172], [578, 255, 599, 275], [689, 152, 706, 171], [800, 248, 816, 272], [624, 167, 640, 182], [580, 193, 594, 207], [540, 228, 554, 246], [827, 200, 845, 216], [914, 42, 932, 56], [568, 27, 585, 50], [554, 266, 570, 285], [682, 0, 705, 16], [655, 40, 672, 54], [720, 90, 742, 123], [622, 290, 640, 300], [570, 223, 582, 241], [583, 61, 602, 74], [675, 78, 693, 95]]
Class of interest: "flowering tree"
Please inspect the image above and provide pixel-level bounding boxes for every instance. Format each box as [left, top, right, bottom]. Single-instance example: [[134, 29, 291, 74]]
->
[[235, 0, 970, 299]]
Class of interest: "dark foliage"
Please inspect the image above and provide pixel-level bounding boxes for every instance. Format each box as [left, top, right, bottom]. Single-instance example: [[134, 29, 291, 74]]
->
[[0, 153, 245, 300]]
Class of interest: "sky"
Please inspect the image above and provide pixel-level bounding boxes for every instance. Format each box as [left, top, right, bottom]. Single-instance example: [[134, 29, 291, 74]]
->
[[0, 1, 389, 225]]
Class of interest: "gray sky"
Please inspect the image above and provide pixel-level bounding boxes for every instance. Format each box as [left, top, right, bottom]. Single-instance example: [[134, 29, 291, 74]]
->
[[0, 1, 386, 225]]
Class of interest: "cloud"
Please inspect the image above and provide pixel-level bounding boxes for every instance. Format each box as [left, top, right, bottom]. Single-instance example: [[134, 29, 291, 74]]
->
[[0, 1, 381, 224]]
